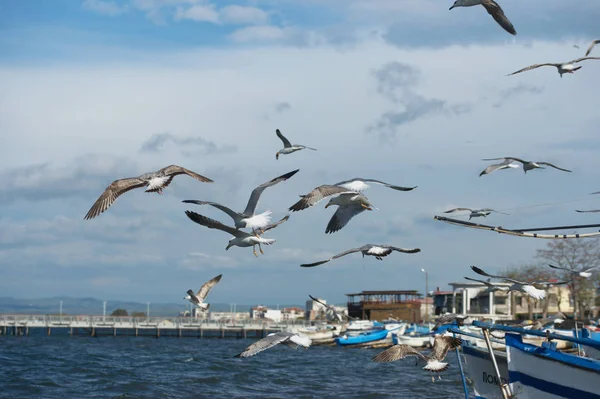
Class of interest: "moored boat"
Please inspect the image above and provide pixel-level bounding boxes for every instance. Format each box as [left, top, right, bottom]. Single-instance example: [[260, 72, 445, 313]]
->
[[334, 328, 388, 346]]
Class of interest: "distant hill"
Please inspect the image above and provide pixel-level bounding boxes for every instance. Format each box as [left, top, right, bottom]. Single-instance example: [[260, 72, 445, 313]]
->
[[0, 297, 304, 317]]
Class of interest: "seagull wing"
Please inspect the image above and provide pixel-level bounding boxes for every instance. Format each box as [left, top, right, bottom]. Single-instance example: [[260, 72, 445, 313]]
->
[[521, 284, 546, 300], [464, 276, 496, 288], [482, 157, 527, 164], [334, 178, 416, 192], [378, 245, 421, 254], [482, 0, 516, 35], [585, 40, 600, 57], [548, 264, 572, 272], [276, 129, 292, 148], [570, 56, 600, 64], [372, 344, 427, 363], [479, 158, 521, 176], [471, 265, 524, 284], [289, 185, 354, 212], [300, 247, 364, 267], [535, 162, 572, 172], [186, 289, 200, 304], [196, 274, 223, 300], [325, 204, 367, 234], [433, 313, 458, 330], [582, 265, 600, 273], [184, 211, 247, 238], [575, 209, 600, 213], [243, 169, 299, 215], [182, 200, 241, 222], [258, 215, 290, 235], [444, 208, 474, 213], [430, 336, 462, 361], [234, 332, 292, 358], [482, 209, 510, 215], [159, 165, 214, 183], [507, 64, 560, 76], [84, 177, 147, 220]]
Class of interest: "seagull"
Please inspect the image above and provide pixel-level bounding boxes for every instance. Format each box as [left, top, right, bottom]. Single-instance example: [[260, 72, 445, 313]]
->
[[334, 178, 417, 193], [548, 263, 600, 279], [575, 209, 600, 213], [182, 169, 298, 232], [432, 314, 474, 331], [183, 274, 222, 312], [288, 185, 375, 234], [585, 39, 600, 56], [470, 266, 548, 300], [301, 244, 421, 267], [443, 207, 508, 220], [184, 211, 282, 257], [84, 165, 213, 220], [464, 276, 510, 293], [275, 129, 317, 160], [309, 295, 343, 323], [507, 57, 600, 78], [518, 312, 567, 331], [449, 0, 516, 36], [372, 336, 463, 382], [480, 157, 572, 176], [234, 331, 311, 358]]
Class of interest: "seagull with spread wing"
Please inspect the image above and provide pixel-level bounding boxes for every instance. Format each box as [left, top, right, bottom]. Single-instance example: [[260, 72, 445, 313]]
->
[[275, 129, 317, 160], [84, 165, 213, 220], [184, 211, 288, 257], [183, 274, 222, 312], [449, 0, 516, 36], [470, 266, 557, 300], [548, 264, 600, 279], [234, 331, 311, 358], [372, 336, 463, 382], [309, 295, 343, 323], [301, 244, 421, 267], [443, 207, 508, 220], [507, 56, 600, 78], [480, 157, 572, 176], [183, 169, 298, 232]]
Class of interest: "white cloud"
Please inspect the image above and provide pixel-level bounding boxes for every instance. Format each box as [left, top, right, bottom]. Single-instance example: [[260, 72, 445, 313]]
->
[[219, 5, 269, 25], [173, 4, 219, 23], [82, 0, 129, 16], [228, 25, 288, 43]]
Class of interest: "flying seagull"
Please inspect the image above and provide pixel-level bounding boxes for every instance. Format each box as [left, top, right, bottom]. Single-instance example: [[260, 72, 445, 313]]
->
[[479, 158, 520, 176], [301, 244, 421, 267], [443, 207, 508, 219], [471, 265, 554, 300], [234, 332, 311, 358], [575, 209, 600, 213], [548, 263, 600, 279], [182, 169, 298, 231], [184, 211, 283, 257], [183, 274, 222, 311], [372, 336, 463, 382], [480, 157, 572, 176], [449, 0, 516, 36], [309, 295, 343, 323], [507, 57, 600, 78], [84, 165, 213, 220], [432, 314, 474, 331], [464, 276, 510, 293], [275, 129, 317, 160], [288, 185, 375, 234], [585, 39, 600, 56], [334, 178, 417, 193]]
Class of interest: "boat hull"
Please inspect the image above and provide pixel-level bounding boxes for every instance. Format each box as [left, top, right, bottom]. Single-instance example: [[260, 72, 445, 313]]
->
[[335, 328, 388, 346], [461, 344, 508, 399]]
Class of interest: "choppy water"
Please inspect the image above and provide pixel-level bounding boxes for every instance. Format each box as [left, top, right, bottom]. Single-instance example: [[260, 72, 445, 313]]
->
[[0, 336, 474, 398]]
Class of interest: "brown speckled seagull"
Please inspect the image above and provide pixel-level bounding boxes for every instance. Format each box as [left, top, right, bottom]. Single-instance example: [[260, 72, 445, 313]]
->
[[84, 165, 213, 220]]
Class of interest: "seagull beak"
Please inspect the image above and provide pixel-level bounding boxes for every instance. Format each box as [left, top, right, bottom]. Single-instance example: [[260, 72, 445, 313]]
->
[[361, 203, 372, 210]]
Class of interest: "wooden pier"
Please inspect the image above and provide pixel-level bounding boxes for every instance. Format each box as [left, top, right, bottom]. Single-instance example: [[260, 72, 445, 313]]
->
[[0, 314, 313, 338]]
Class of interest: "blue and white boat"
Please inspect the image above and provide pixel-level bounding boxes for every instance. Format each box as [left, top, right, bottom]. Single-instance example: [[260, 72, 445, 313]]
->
[[334, 328, 388, 346]]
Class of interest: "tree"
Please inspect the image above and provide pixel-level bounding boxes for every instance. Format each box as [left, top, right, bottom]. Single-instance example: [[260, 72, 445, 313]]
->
[[131, 311, 146, 317], [536, 238, 600, 317], [111, 309, 128, 317]]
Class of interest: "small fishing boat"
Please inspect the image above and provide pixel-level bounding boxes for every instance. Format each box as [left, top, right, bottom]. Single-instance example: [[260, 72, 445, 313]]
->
[[393, 332, 431, 347], [346, 320, 383, 331], [334, 328, 388, 346]]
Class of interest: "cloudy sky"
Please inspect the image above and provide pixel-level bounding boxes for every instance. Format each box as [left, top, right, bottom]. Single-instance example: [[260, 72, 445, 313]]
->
[[1, 0, 600, 307]]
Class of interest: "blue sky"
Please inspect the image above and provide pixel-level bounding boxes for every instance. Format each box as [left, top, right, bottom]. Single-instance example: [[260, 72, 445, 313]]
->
[[1, 0, 600, 307]]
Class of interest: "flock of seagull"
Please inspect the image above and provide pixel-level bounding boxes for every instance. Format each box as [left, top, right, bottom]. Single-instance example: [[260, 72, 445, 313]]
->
[[76, 2, 600, 378]]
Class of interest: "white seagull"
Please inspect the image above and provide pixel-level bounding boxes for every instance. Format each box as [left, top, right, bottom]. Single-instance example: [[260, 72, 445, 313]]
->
[[449, 0, 516, 36], [288, 185, 375, 234], [471, 265, 552, 300], [182, 169, 298, 231], [184, 211, 288, 257], [183, 274, 222, 312], [548, 263, 600, 279], [334, 178, 417, 193], [84, 165, 213, 220], [301, 244, 421, 267], [372, 336, 463, 382], [507, 57, 600, 78], [275, 129, 317, 160], [309, 295, 344, 323], [234, 332, 311, 358], [585, 39, 600, 56], [443, 207, 508, 220], [480, 157, 572, 176]]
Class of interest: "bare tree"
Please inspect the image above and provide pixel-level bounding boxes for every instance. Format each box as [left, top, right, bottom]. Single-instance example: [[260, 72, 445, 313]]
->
[[536, 238, 600, 317]]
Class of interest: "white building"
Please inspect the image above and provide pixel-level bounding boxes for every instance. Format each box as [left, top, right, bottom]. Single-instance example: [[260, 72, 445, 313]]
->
[[250, 305, 282, 323], [282, 307, 304, 320]]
